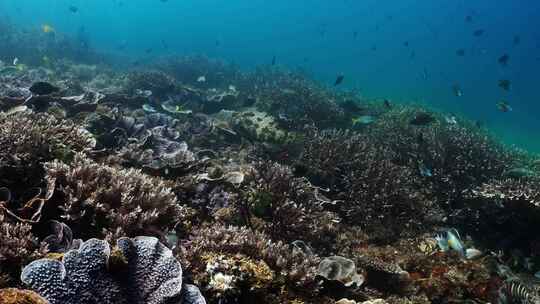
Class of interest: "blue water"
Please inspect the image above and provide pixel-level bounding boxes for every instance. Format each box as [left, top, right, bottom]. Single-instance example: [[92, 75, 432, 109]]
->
[[2, 0, 539, 151]]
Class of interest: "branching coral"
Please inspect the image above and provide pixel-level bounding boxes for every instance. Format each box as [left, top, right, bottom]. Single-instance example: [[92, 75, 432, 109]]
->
[[125, 70, 178, 98], [21, 236, 205, 304], [239, 161, 341, 247], [177, 224, 321, 302], [367, 107, 514, 201], [251, 67, 345, 130], [0, 218, 47, 288], [298, 129, 433, 239], [44, 154, 188, 240], [0, 112, 95, 195]]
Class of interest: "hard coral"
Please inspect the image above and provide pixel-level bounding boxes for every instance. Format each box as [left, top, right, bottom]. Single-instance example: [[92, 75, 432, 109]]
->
[[177, 224, 321, 302], [368, 107, 514, 201], [299, 129, 432, 240], [0, 288, 48, 304], [0, 112, 95, 195], [0, 220, 47, 288], [44, 154, 187, 240], [21, 236, 205, 304], [241, 161, 341, 247], [251, 67, 345, 130], [125, 70, 178, 98]]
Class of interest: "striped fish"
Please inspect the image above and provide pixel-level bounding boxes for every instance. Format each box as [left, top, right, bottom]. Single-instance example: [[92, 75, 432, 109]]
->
[[499, 282, 540, 304]]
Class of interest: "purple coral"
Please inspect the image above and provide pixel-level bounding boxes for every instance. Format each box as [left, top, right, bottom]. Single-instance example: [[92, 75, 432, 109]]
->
[[21, 236, 205, 304]]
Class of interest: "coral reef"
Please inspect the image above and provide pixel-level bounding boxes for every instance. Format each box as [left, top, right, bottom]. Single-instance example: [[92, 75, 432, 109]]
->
[[0, 39, 537, 304]]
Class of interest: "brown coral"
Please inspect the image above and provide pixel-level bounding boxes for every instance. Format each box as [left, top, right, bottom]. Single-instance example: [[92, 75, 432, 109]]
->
[[0, 219, 47, 288], [0, 112, 95, 196], [44, 153, 188, 240], [0, 288, 48, 304], [298, 129, 433, 240], [177, 224, 321, 302]]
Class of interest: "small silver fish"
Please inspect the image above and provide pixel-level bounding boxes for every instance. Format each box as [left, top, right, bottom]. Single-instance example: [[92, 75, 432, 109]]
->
[[142, 104, 157, 113]]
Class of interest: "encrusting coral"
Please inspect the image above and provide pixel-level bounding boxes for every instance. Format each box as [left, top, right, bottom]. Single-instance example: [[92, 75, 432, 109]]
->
[[21, 236, 206, 304]]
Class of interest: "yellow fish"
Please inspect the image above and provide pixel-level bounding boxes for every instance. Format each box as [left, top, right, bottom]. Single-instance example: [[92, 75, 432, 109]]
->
[[15, 63, 27, 71], [42, 24, 55, 33]]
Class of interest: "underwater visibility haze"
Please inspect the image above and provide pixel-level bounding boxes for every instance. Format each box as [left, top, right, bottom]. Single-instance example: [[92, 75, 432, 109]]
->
[[1, 0, 540, 303]]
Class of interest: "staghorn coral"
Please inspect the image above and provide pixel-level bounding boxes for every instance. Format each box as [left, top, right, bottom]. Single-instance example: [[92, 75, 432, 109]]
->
[[0, 288, 48, 304], [0, 218, 47, 288], [21, 236, 205, 304], [367, 106, 514, 201], [251, 67, 345, 130], [240, 160, 341, 247], [467, 178, 540, 208], [0, 112, 95, 196], [125, 70, 178, 98], [44, 154, 187, 240], [298, 129, 433, 240], [457, 178, 540, 253], [152, 55, 245, 90]]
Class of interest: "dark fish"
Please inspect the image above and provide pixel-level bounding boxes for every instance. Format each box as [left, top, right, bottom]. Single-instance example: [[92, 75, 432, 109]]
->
[[452, 84, 463, 97], [498, 79, 511, 91], [498, 54, 510, 66], [456, 49, 465, 56], [383, 99, 392, 109], [29, 82, 60, 95], [465, 15, 473, 23], [410, 112, 436, 125], [161, 39, 168, 49], [410, 51, 416, 59], [353, 31, 358, 39], [334, 74, 345, 86], [513, 35, 521, 46], [371, 45, 377, 51], [497, 100, 512, 112], [145, 48, 153, 54], [421, 68, 428, 80], [271, 55, 276, 66], [215, 40, 220, 47], [69, 5, 78, 13], [403, 41, 409, 47], [473, 29, 485, 37]]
